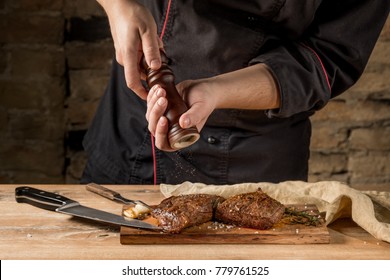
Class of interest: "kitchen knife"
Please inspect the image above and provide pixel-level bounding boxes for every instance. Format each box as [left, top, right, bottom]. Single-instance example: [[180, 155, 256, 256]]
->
[[86, 183, 153, 210], [15, 186, 160, 231]]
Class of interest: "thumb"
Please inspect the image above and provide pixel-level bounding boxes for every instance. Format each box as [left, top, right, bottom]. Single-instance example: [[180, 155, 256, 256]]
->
[[179, 102, 210, 131]]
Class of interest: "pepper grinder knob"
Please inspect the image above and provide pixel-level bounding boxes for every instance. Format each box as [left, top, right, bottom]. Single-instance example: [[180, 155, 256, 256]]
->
[[140, 50, 200, 149]]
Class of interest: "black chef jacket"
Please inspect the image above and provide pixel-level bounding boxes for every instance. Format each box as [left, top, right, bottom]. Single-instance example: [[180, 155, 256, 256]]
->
[[82, 0, 389, 185]]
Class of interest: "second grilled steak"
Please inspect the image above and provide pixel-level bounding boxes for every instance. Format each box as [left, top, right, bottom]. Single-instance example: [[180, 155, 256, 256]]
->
[[215, 188, 285, 229], [152, 194, 225, 233]]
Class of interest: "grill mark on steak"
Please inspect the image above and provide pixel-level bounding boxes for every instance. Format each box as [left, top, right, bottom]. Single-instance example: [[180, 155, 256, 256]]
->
[[151, 194, 225, 233], [215, 188, 285, 230]]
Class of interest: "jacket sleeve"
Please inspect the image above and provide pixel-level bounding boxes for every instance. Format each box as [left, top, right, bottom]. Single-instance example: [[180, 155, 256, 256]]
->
[[249, 0, 390, 118]]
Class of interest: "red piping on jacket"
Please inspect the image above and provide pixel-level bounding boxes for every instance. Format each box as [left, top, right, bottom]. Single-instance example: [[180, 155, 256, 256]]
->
[[300, 43, 332, 93], [160, 0, 172, 39], [151, 0, 173, 185]]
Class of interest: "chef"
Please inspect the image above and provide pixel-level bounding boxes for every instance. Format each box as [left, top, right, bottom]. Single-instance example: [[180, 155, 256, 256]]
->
[[81, 0, 389, 185]]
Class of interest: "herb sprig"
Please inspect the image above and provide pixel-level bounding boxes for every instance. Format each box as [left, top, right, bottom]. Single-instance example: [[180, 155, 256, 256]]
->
[[283, 207, 322, 226]]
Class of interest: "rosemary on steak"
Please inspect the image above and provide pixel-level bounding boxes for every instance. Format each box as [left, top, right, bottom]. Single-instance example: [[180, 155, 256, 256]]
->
[[283, 207, 322, 226]]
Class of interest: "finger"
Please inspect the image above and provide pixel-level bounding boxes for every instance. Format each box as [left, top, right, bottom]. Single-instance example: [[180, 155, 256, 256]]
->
[[112, 34, 123, 66], [154, 117, 173, 151], [146, 84, 162, 103], [146, 85, 165, 121], [140, 38, 162, 81], [116, 27, 148, 99], [110, 23, 146, 97], [148, 96, 167, 136], [122, 49, 149, 99], [157, 36, 164, 49], [115, 50, 123, 66], [140, 30, 161, 70]]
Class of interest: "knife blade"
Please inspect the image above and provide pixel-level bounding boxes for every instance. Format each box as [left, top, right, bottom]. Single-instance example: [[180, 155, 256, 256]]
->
[[15, 186, 160, 231]]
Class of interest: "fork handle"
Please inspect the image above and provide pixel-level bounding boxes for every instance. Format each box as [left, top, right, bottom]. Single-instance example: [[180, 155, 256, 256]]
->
[[86, 183, 118, 201]]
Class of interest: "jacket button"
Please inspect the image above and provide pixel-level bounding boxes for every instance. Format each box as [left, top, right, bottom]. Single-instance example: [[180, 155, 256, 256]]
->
[[207, 136, 217, 144]]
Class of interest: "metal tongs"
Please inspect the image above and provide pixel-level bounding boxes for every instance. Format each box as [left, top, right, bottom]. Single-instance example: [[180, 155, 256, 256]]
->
[[86, 183, 153, 210]]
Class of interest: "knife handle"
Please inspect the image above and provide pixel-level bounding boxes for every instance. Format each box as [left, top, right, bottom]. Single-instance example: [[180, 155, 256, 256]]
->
[[15, 186, 77, 211], [86, 183, 118, 201]]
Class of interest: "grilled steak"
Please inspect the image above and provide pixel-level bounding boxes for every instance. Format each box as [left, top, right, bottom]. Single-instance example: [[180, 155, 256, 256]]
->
[[152, 194, 225, 233], [215, 188, 285, 229]]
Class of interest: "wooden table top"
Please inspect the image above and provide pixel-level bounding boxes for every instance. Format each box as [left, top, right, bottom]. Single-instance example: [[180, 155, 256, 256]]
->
[[1, 184, 389, 260]]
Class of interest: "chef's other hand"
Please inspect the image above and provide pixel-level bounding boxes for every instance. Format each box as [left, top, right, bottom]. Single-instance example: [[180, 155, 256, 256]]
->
[[146, 85, 172, 151], [146, 81, 216, 151], [98, 0, 163, 99]]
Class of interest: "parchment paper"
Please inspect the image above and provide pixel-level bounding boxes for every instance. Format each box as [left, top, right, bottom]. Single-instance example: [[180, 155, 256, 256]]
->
[[160, 181, 390, 243]]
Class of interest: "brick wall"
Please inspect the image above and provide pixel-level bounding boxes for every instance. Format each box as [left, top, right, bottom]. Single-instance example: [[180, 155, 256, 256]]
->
[[308, 18, 390, 191], [0, 1, 389, 190], [0, 0, 67, 183], [63, 0, 113, 183]]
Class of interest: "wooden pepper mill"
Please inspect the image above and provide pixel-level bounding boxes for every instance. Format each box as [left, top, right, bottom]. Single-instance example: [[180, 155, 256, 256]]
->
[[140, 50, 200, 149]]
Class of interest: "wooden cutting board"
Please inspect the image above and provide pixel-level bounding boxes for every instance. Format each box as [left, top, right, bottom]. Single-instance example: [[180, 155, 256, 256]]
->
[[120, 204, 330, 244]]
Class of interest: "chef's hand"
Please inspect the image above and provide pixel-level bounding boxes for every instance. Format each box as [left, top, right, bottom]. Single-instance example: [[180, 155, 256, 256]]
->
[[146, 81, 216, 151], [145, 63, 280, 151], [97, 0, 163, 99]]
